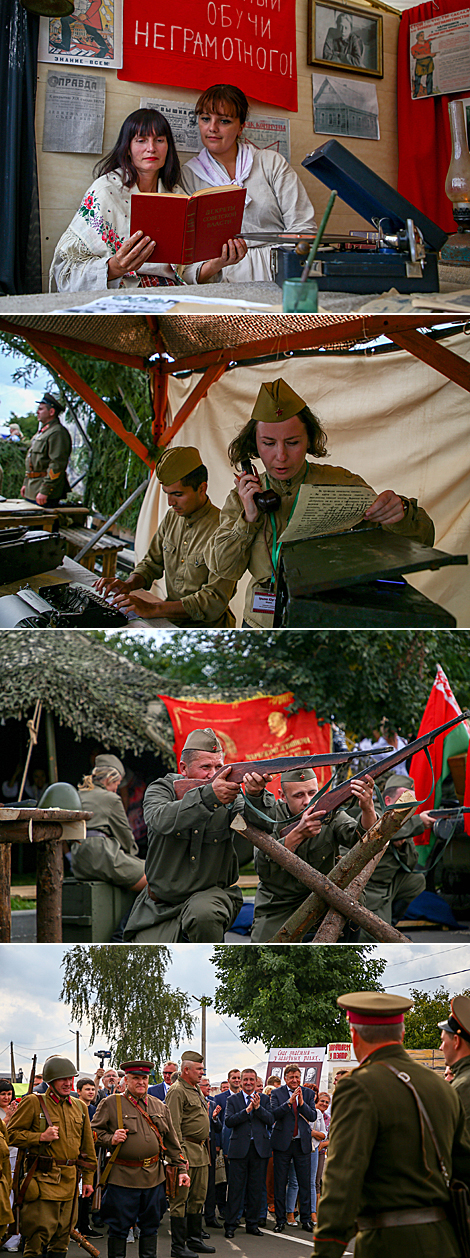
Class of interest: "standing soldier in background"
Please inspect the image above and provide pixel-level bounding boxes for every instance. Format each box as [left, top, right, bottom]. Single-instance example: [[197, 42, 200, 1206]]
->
[[165, 1052, 213, 1258], [439, 996, 470, 1123], [21, 394, 71, 508], [7, 1055, 96, 1258], [92, 1060, 188, 1258]]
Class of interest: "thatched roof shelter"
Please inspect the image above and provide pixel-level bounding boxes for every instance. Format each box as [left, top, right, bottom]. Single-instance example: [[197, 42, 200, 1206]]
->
[[0, 631, 177, 759]]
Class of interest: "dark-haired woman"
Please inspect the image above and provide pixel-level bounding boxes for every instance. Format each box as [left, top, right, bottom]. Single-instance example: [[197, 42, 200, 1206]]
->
[[181, 84, 317, 283], [50, 108, 245, 291], [209, 378, 434, 627]]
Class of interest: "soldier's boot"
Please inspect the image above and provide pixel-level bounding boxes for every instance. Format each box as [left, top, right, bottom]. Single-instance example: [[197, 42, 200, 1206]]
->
[[138, 1236, 157, 1258], [170, 1218, 196, 1258], [186, 1215, 216, 1254], [108, 1235, 128, 1258]]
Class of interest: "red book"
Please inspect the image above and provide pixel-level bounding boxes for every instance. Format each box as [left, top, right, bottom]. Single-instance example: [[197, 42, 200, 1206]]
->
[[130, 185, 246, 265]]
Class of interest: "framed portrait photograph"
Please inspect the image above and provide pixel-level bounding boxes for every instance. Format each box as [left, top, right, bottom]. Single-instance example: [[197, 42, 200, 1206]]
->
[[308, 1, 383, 78]]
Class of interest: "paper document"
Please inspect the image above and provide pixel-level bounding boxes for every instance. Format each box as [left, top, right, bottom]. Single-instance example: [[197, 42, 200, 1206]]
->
[[280, 484, 377, 544]]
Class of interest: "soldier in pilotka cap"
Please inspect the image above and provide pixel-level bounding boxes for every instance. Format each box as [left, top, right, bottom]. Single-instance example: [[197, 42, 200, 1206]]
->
[[165, 1052, 212, 1258], [7, 1055, 97, 1258], [313, 991, 470, 1258], [210, 376, 435, 629], [96, 445, 236, 626], [439, 995, 470, 1123], [71, 753, 147, 893], [21, 393, 72, 508], [251, 765, 376, 941], [124, 728, 275, 944]]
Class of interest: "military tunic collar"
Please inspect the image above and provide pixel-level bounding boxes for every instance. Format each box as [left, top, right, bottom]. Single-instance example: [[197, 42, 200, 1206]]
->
[[451, 1055, 470, 1080], [47, 1086, 72, 1105], [265, 460, 309, 497], [357, 1041, 408, 1069], [125, 1090, 149, 1109], [182, 497, 213, 529]]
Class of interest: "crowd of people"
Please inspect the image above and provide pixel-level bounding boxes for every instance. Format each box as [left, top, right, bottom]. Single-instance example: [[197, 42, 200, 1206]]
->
[[3, 989, 470, 1258]]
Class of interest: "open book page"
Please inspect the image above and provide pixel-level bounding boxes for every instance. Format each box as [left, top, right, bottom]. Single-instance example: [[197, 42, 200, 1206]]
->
[[280, 484, 377, 544]]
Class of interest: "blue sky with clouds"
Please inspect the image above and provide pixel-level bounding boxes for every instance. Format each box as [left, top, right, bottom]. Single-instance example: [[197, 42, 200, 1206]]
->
[[2, 943, 469, 1085], [0, 350, 52, 432]]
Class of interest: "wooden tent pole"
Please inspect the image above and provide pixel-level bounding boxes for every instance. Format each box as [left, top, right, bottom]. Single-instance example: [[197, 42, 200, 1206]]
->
[[45, 710, 58, 784], [0, 847, 11, 943], [388, 328, 470, 392]]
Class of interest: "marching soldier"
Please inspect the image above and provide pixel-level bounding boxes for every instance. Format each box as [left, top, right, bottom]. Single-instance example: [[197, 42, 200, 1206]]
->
[[7, 1055, 96, 1258], [21, 394, 71, 507], [91, 1060, 189, 1258], [251, 766, 376, 941], [124, 727, 275, 943], [165, 1052, 213, 1258], [439, 995, 470, 1123], [313, 991, 470, 1258]]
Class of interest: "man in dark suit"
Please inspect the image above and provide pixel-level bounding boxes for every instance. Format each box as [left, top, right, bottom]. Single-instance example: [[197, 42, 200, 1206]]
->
[[271, 1063, 316, 1233], [224, 1068, 273, 1239], [148, 1061, 177, 1100]]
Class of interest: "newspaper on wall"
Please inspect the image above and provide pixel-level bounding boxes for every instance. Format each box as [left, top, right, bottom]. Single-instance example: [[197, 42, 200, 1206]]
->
[[140, 97, 290, 159], [42, 70, 105, 152], [38, 0, 122, 69], [410, 7, 470, 99]]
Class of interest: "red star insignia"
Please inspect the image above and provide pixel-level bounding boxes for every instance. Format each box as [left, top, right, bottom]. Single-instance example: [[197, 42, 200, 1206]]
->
[[275, 407, 283, 417]]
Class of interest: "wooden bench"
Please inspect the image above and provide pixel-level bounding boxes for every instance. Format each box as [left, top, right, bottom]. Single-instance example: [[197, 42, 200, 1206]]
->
[[60, 526, 125, 578]]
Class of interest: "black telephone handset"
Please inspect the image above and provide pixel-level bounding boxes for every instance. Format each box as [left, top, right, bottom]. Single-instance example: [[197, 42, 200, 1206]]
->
[[240, 460, 281, 513]]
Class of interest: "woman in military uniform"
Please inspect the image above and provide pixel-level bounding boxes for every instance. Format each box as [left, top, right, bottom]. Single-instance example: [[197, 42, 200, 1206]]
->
[[209, 378, 435, 628], [71, 754, 146, 891]]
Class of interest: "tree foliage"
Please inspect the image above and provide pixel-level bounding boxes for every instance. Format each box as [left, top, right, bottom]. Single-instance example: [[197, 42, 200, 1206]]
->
[[60, 946, 194, 1069], [210, 945, 386, 1049], [91, 630, 470, 738], [0, 441, 26, 497], [404, 985, 470, 1049]]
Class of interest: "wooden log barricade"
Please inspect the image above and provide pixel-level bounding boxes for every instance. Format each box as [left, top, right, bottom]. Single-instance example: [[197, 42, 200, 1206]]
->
[[230, 792, 419, 943], [0, 807, 92, 944]]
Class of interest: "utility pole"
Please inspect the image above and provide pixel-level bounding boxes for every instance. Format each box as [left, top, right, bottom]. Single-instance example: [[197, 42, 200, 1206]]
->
[[10, 1042, 15, 1084], [192, 996, 212, 1073], [76, 1031, 80, 1072]]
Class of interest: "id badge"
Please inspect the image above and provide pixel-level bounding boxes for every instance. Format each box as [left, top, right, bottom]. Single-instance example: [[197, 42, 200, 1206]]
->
[[252, 591, 276, 614]]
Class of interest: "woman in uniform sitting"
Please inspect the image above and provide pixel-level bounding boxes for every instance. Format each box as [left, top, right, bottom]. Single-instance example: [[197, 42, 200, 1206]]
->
[[180, 83, 317, 283], [209, 377, 435, 627], [72, 754, 147, 891], [50, 108, 246, 291]]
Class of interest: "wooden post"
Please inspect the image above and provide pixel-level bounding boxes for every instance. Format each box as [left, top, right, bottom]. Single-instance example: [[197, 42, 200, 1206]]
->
[[0, 845, 11, 943], [45, 710, 59, 784], [312, 849, 386, 943], [230, 815, 408, 942], [36, 837, 63, 943]]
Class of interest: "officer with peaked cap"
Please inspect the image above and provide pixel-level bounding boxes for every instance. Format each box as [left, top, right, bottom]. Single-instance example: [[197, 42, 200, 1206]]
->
[[439, 995, 470, 1123], [92, 1059, 188, 1258], [95, 446, 236, 626], [251, 765, 377, 941], [313, 991, 470, 1258], [124, 728, 275, 943], [355, 773, 432, 940], [210, 376, 434, 628], [71, 753, 147, 892], [7, 1055, 97, 1258], [165, 1051, 212, 1258], [21, 393, 72, 507]]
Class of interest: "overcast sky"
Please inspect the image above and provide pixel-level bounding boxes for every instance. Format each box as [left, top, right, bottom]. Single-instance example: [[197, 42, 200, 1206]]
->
[[2, 943, 470, 1085], [0, 353, 51, 429]]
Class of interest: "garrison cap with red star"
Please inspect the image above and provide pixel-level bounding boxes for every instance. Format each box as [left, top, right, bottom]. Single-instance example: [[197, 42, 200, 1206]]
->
[[182, 728, 223, 753], [251, 378, 306, 424], [281, 767, 317, 786]]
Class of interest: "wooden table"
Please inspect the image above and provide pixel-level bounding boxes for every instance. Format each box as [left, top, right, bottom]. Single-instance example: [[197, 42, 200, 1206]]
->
[[0, 807, 92, 943], [0, 554, 174, 626], [0, 500, 89, 531]]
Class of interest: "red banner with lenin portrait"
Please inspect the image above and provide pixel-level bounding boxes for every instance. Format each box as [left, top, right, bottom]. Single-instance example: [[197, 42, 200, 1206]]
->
[[118, 0, 298, 113], [158, 692, 331, 795]]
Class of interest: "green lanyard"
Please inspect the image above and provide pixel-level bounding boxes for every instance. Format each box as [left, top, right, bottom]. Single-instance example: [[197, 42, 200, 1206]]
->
[[268, 468, 307, 589]]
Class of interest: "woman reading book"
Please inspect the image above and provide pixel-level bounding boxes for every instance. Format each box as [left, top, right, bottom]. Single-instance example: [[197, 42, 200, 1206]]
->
[[181, 83, 318, 283], [50, 108, 246, 291], [209, 377, 435, 627]]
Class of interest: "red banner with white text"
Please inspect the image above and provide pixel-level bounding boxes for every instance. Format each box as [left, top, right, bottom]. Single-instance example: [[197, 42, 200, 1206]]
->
[[118, 0, 298, 112], [158, 692, 331, 794]]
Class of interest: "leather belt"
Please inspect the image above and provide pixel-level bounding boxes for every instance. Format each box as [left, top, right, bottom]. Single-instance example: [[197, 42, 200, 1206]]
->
[[113, 1155, 161, 1168], [357, 1207, 447, 1230]]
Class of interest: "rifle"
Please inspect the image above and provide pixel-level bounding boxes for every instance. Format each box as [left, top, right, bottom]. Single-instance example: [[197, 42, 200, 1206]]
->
[[279, 709, 470, 837], [172, 748, 393, 800], [10, 1054, 36, 1234], [427, 808, 470, 820]]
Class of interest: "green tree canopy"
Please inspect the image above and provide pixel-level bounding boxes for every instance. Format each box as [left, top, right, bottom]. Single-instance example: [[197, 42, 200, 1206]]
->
[[60, 945, 194, 1070], [91, 629, 470, 737], [210, 945, 386, 1049], [404, 986, 470, 1049]]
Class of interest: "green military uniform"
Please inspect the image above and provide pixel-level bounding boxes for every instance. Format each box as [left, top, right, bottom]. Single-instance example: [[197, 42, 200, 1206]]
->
[[251, 794, 363, 942], [353, 775, 426, 940], [0, 1118, 14, 1239], [22, 417, 71, 504], [71, 785, 145, 888], [7, 1084, 96, 1256], [439, 996, 470, 1125], [91, 1089, 185, 1189], [451, 1056, 470, 1124], [313, 992, 470, 1258], [123, 725, 274, 942], [165, 1078, 210, 1219], [133, 498, 236, 628]]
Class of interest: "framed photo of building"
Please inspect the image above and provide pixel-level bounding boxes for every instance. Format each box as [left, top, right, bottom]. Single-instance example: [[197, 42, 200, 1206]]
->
[[308, 1, 383, 78]]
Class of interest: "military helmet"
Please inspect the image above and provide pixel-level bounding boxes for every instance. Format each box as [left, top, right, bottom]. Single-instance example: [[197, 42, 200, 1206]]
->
[[43, 1055, 77, 1083], [38, 782, 81, 810]]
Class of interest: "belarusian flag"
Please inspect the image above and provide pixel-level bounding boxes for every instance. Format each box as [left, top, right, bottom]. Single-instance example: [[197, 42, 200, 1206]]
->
[[410, 665, 469, 866], [464, 746, 470, 836]]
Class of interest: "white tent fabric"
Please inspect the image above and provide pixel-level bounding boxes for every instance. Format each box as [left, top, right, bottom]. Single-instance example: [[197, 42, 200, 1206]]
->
[[135, 330, 470, 626]]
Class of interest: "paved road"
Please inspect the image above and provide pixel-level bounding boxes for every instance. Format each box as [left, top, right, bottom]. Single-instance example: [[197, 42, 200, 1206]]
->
[[70, 1217, 355, 1258]]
